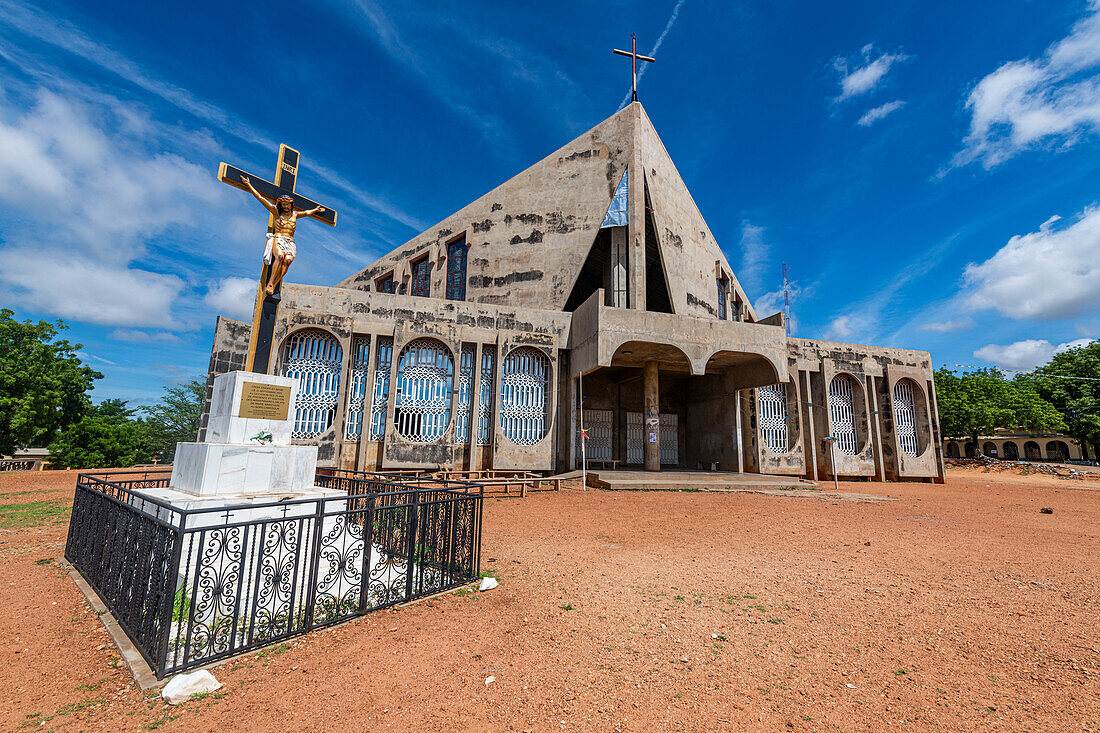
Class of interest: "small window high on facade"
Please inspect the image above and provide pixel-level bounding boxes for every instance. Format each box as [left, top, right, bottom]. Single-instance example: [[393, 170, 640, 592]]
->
[[376, 273, 395, 293], [717, 275, 729, 320], [411, 256, 430, 297], [446, 236, 467, 301]]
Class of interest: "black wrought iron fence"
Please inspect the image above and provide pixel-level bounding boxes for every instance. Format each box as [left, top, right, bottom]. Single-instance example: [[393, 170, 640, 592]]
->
[[64, 469, 482, 679]]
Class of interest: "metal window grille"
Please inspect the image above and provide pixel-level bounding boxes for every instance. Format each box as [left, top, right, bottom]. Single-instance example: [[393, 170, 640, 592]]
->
[[369, 337, 393, 440], [394, 339, 454, 442], [282, 330, 343, 439], [579, 409, 613, 461], [758, 383, 789, 454], [717, 277, 728, 320], [476, 349, 495, 445], [626, 412, 643, 464], [499, 347, 550, 446], [446, 238, 467, 301], [828, 375, 858, 456], [455, 345, 475, 443], [411, 257, 430, 297], [893, 379, 920, 457], [376, 276, 395, 293], [343, 338, 370, 440], [660, 414, 679, 465]]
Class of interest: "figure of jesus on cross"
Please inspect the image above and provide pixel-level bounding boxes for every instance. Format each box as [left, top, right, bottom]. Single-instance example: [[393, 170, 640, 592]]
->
[[238, 176, 325, 294], [218, 145, 337, 373]]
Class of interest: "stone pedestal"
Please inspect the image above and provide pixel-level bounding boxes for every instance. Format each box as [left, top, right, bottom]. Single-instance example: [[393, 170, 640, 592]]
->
[[132, 371, 341, 526]]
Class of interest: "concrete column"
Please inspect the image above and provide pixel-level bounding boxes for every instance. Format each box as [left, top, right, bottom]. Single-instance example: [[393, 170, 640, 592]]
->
[[643, 361, 660, 471]]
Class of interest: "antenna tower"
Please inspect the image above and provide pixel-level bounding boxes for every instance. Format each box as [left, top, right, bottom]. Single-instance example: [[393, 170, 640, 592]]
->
[[782, 263, 791, 336]]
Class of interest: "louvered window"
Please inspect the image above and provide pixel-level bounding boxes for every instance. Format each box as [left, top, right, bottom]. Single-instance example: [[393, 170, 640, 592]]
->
[[394, 339, 454, 442], [758, 383, 789, 454], [893, 379, 920, 457], [828, 375, 857, 456], [343, 338, 370, 440]]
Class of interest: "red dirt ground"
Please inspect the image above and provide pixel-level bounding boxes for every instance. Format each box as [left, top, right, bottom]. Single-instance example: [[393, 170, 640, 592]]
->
[[0, 467, 1096, 732]]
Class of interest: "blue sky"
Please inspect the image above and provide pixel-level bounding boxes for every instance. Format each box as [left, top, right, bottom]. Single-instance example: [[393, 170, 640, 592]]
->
[[1, 0, 1099, 405]]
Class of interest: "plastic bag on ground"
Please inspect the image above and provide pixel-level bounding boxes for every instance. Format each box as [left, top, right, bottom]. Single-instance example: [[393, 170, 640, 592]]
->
[[162, 669, 223, 705]]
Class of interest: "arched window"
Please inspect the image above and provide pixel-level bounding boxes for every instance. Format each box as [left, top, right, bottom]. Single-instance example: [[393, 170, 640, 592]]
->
[[757, 383, 789, 454], [828, 374, 858, 456], [946, 442, 960, 458], [344, 337, 370, 440], [1024, 441, 1041, 461], [282, 329, 343, 440], [893, 379, 920, 457], [394, 339, 454, 442], [983, 441, 998, 457], [1002, 441, 1019, 460], [500, 347, 551, 446], [1047, 440, 1069, 461]]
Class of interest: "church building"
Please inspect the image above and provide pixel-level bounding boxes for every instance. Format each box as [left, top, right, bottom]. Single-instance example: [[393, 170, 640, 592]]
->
[[200, 102, 946, 484]]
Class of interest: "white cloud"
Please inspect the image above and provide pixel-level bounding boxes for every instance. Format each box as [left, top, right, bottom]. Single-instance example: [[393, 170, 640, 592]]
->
[[204, 277, 258, 321], [111, 329, 182, 344], [952, 1, 1100, 168], [833, 45, 908, 101], [754, 280, 800, 334], [974, 338, 1093, 371], [826, 315, 856, 339], [738, 220, 770, 293], [963, 205, 1100, 320], [857, 100, 906, 126], [917, 318, 975, 333], [0, 249, 185, 328], [0, 0, 425, 231]]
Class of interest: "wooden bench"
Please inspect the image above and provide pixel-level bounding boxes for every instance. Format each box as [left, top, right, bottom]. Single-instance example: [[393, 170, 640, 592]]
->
[[586, 459, 621, 470]]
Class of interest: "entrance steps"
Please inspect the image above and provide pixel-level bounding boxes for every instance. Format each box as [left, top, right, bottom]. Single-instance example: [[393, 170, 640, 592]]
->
[[585, 469, 819, 493]]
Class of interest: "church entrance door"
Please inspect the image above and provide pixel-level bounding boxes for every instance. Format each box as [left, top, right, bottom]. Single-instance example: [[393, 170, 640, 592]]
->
[[626, 412, 679, 465]]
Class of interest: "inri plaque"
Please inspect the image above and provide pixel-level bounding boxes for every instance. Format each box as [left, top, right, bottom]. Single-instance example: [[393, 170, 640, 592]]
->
[[238, 382, 292, 420]]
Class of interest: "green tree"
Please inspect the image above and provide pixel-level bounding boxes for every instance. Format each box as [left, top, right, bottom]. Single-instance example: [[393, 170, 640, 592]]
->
[[934, 367, 1064, 454], [1018, 340, 1100, 460], [48, 399, 154, 469], [0, 309, 102, 455], [143, 378, 205, 460]]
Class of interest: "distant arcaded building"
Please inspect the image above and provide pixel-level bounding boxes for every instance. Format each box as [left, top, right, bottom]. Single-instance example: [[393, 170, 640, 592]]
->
[[945, 432, 1089, 462], [201, 102, 946, 484]]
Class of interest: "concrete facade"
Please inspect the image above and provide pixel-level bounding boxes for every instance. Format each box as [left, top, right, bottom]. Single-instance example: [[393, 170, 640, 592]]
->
[[201, 102, 946, 484]]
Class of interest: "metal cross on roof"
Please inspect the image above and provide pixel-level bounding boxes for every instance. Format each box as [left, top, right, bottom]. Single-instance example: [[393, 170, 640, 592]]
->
[[612, 33, 656, 102]]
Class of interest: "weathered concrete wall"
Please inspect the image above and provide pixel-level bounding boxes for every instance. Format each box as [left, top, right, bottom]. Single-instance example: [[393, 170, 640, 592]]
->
[[271, 284, 570, 470], [338, 108, 634, 310], [337, 102, 758, 322], [632, 104, 757, 321], [197, 316, 250, 443]]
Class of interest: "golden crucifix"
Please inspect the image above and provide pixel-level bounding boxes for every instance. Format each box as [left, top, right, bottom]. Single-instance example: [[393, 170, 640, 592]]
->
[[217, 145, 337, 373]]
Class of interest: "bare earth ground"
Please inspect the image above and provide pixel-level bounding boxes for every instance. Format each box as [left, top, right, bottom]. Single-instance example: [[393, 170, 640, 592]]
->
[[0, 467, 1096, 732]]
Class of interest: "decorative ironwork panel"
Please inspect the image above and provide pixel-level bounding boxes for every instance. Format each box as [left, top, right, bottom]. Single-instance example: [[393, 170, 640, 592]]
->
[[626, 412, 643, 465], [394, 339, 455, 442], [344, 338, 370, 440], [369, 338, 393, 440], [579, 409, 613, 461], [455, 345, 475, 443], [499, 348, 550, 446], [660, 414, 679, 465], [828, 375, 858, 456], [758, 383, 789, 454], [446, 237, 467, 301], [66, 471, 482, 680], [893, 379, 920, 457], [477, 349, 495, 445], [283, 330, 344, 440]]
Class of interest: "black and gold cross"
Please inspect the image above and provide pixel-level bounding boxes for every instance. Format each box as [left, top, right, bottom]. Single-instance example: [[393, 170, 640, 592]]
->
[[218, 145, 337, 374]]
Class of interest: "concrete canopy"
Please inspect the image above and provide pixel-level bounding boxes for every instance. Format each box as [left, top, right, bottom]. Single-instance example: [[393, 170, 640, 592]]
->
[[339, 102, 758, 321]]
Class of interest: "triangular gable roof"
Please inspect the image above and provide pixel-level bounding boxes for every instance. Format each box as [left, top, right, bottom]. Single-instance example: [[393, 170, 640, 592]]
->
[[339, 102, 757, 320]]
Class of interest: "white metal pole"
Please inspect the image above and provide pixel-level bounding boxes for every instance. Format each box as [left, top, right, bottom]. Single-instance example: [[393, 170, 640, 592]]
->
[[579, 370, 587, 490], [830, 438, 839, 492]]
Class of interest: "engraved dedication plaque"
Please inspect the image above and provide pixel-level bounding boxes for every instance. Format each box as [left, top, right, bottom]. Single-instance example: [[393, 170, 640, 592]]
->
[[238, 382, 292, 420]]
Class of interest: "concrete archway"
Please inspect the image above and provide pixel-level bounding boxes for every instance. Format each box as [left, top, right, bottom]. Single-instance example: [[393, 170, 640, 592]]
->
[[1002, 441, 1019, 460], [1024, 441, 1041, 461], [946, 442, 960, 458]]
